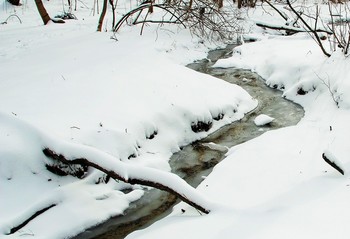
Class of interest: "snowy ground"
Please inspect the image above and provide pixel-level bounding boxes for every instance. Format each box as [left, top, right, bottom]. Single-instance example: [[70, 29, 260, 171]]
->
[[0, 1, 256, 238], [2, 0, 350, 239], [128, 34, 350, 238], [127, 4, 350, 239]]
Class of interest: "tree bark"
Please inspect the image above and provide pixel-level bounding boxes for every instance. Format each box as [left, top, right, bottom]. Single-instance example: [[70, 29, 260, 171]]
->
[[97, 0, 108, 31], [237, 0, 242, 8], [6, 0, 21, 6], [34, 0, 51, 25]]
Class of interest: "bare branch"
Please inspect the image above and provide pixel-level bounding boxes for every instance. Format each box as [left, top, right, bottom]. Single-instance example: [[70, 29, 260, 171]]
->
[[262, 0, 288, 21], [285, 0, 331, 57], [113, 0, 241, 41], [7, 205, 57, 235], [256, 20, 332, 35]]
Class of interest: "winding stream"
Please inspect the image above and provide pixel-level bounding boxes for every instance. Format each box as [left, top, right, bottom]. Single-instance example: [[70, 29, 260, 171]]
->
[[72, 45, 304, 239]]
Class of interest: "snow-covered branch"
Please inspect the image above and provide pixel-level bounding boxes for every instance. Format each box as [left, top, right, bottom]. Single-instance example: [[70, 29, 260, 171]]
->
[[255, 20, 332, 35], [322, 150, 345, 175], [42, 148, 212, 214]]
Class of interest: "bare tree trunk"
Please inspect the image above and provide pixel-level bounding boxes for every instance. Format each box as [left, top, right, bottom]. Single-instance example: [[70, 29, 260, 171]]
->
[[97, 0, 108, 31], [35, 0, 51, 25], [237, 0, 242, 8], [216, 0, 223, 8], [109, 0, 117, 28], [6, 0, 21, 6]]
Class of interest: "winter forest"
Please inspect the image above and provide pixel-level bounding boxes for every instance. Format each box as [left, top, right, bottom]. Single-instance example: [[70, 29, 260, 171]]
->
[[2, 0, 350, 238]]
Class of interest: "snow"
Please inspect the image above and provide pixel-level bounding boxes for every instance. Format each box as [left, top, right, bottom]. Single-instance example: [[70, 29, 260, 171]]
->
[[3, 0, 350, 239], [0, 1, 255, 238], [126, 2, 350, 239], [254, 114, 275, 126]]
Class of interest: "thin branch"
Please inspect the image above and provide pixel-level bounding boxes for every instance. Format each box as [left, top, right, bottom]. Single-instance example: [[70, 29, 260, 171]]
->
[[114, 4, 186, 32], [262, 0, 288, 21], [286, 0, 331, 57], [314, 72, 339, 107], [1, 14, 22, 24], [7, 204, 57, 235], [322, 153, 344, 175]]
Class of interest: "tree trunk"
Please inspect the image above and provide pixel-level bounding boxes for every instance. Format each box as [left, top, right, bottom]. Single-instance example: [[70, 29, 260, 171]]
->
[[97, 0, 108, 31], [6, 0, 21, 6], [237, 0, 242, 8], [34, 0, 51, 25]]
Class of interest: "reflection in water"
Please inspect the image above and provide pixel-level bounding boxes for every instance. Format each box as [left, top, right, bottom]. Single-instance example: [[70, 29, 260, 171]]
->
[[73, 45, 304, 239]]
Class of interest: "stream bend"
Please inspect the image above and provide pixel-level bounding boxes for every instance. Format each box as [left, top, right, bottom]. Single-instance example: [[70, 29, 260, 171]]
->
[[73, 45, 304, 239]]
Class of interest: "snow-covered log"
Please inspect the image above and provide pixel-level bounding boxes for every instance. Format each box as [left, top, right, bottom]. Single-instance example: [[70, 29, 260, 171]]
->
[[42, 148, 211, 214], [255, 21, 332, 35]]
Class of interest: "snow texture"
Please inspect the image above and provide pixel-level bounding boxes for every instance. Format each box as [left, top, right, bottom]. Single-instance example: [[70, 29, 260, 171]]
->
[[0, 1, 256, 238], [126, 2, 350, 239], [3, 0, 350, 239]]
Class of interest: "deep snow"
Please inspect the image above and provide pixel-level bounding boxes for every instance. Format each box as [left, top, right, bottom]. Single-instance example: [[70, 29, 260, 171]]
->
[[1, 1, 256, 238], [127, 3, 350, 239], [2, 0, 350, 239]]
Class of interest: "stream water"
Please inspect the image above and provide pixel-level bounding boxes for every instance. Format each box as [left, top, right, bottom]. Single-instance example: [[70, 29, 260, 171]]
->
[[72, 45, 304, 239]]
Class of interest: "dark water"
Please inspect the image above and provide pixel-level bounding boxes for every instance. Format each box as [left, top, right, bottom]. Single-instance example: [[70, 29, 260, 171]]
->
[[72, 45, 304, 239]]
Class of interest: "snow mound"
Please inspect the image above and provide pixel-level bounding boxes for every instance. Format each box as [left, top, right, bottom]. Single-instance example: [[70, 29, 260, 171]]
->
[[254, 114, 275, 126]]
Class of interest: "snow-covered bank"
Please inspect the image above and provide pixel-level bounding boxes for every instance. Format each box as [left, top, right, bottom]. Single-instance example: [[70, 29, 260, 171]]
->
[[0, 1, 257, 238], [127, 18, 350, 239]]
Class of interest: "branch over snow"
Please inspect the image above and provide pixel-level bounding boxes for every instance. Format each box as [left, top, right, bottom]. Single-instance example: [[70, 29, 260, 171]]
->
[[262, 0, 288, 21], [43, 148, 211, 214], [7, 204, 57, 235], [322, 151, 345, 175], [285, 0, 331, 57], [255, 21, 333, 35]]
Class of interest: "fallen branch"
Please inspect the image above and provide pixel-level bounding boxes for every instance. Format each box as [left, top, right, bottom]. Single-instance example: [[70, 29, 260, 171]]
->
[[255, 21, 333, 35], [7, 204, 57, 235], [322, 151, 345, 175], [43, 148, 211, 214]]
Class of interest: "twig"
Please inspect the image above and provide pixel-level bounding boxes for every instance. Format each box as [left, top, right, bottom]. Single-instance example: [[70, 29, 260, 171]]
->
[[7, 204, 57, 235], [1, 14, 22, 24], [262, 0, 288, 21], [314, 72, 340, 107], [286, 0, 331, 57]]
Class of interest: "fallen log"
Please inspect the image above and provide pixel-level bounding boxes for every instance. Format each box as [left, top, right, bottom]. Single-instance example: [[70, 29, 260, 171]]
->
[[43, 148, 211, 214], [255, 21, 333, 35]]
